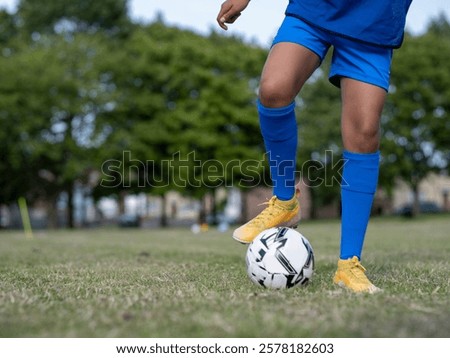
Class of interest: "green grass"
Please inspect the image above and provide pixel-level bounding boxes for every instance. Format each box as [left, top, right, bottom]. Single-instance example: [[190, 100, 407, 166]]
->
[[0, 214, 449, 338]]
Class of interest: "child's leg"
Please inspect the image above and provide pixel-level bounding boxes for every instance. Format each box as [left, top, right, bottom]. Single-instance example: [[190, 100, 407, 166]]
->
[[259, 42, 320, 108], [340, 78, 386, 259], [328, 33, 392, 292], [232, 43, 319, 244], [333, 79, 385, 293], [258, 42, 320, 198]]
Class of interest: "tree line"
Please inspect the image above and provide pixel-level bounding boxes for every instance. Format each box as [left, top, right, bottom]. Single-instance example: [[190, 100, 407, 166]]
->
[[0, 0, 449, 227]]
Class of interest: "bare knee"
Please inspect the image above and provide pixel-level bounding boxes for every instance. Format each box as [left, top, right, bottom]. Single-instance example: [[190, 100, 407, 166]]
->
[[340, 79, 385, 153], [258, 43, 319, 108], [343, 119, 381, 153], [259, 77, 296, 108]]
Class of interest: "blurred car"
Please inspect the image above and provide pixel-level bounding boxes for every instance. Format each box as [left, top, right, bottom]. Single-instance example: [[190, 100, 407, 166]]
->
[[118, 214, 141, 227], [395, 201, 443, 217]]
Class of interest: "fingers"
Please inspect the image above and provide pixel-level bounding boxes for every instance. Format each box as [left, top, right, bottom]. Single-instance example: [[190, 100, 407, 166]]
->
[[218, 11, 242, 30], [217, 2, 242, 30], [217, 16, 229, 31], [217, 2, 232, 30]]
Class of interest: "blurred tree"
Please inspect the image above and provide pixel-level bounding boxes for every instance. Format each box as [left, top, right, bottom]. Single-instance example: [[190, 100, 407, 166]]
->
[[427, 13, 450, 37], [93, 22, 267, 225], [381, 19, 450, 216], [0, 9, 18, 45], [0, 0, 131, 228], [17, 0, 131, 35], [0, 33, 113, 227]]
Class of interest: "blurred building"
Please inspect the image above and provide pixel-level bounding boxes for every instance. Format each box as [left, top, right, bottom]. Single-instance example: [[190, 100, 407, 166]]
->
[[1, 173, 449, 230]]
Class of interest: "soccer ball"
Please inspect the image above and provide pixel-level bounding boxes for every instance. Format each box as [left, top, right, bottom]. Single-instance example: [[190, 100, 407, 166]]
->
[[245, 227, 314, 289]]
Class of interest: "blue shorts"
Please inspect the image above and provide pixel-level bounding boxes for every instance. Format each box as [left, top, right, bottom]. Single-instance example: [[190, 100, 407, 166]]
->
[[272, 15, 393, 91]]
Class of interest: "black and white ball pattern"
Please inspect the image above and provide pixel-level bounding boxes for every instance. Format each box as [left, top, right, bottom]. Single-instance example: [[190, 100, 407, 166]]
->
[[246, 227, 314, 289]]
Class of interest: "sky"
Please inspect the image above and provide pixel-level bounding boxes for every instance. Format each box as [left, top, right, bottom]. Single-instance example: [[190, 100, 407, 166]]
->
[[0, 0, 449, 47]]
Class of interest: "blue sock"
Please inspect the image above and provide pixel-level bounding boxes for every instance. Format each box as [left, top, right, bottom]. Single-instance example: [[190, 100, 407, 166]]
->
[[258, 100, 297, 201], [340, 150, 380, 260]]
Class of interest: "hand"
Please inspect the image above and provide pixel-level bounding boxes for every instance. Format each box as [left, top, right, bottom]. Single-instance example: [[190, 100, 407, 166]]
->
[[217, 0, 251, 30]]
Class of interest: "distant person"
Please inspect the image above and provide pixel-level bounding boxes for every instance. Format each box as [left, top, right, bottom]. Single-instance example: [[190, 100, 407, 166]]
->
[[216, 0, 412, 293]]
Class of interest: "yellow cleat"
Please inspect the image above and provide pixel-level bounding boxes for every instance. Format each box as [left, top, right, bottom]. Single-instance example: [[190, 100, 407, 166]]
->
[[232, 193, 300, 244], [333, 256, 381, 294]]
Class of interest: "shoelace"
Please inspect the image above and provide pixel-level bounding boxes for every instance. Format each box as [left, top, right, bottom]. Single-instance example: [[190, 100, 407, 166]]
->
[[257, 197, 276, 208], [249, 197, 281, 226], [350, 261, 371, 282]]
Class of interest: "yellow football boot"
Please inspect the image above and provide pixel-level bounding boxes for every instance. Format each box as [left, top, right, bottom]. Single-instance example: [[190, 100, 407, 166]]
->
[[333, 256, 381, 293], [232, 192, 300, 244]]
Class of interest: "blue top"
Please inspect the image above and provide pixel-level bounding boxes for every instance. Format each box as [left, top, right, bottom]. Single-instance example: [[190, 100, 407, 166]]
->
[[285, 0, 413, 48]]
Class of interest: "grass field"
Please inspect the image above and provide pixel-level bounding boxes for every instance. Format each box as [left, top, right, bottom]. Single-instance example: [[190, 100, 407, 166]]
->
[[0, 214, 449, 338]]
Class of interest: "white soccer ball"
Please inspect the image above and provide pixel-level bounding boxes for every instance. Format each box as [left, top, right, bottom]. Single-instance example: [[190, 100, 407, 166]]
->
[[246, 227, 314, 289]]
